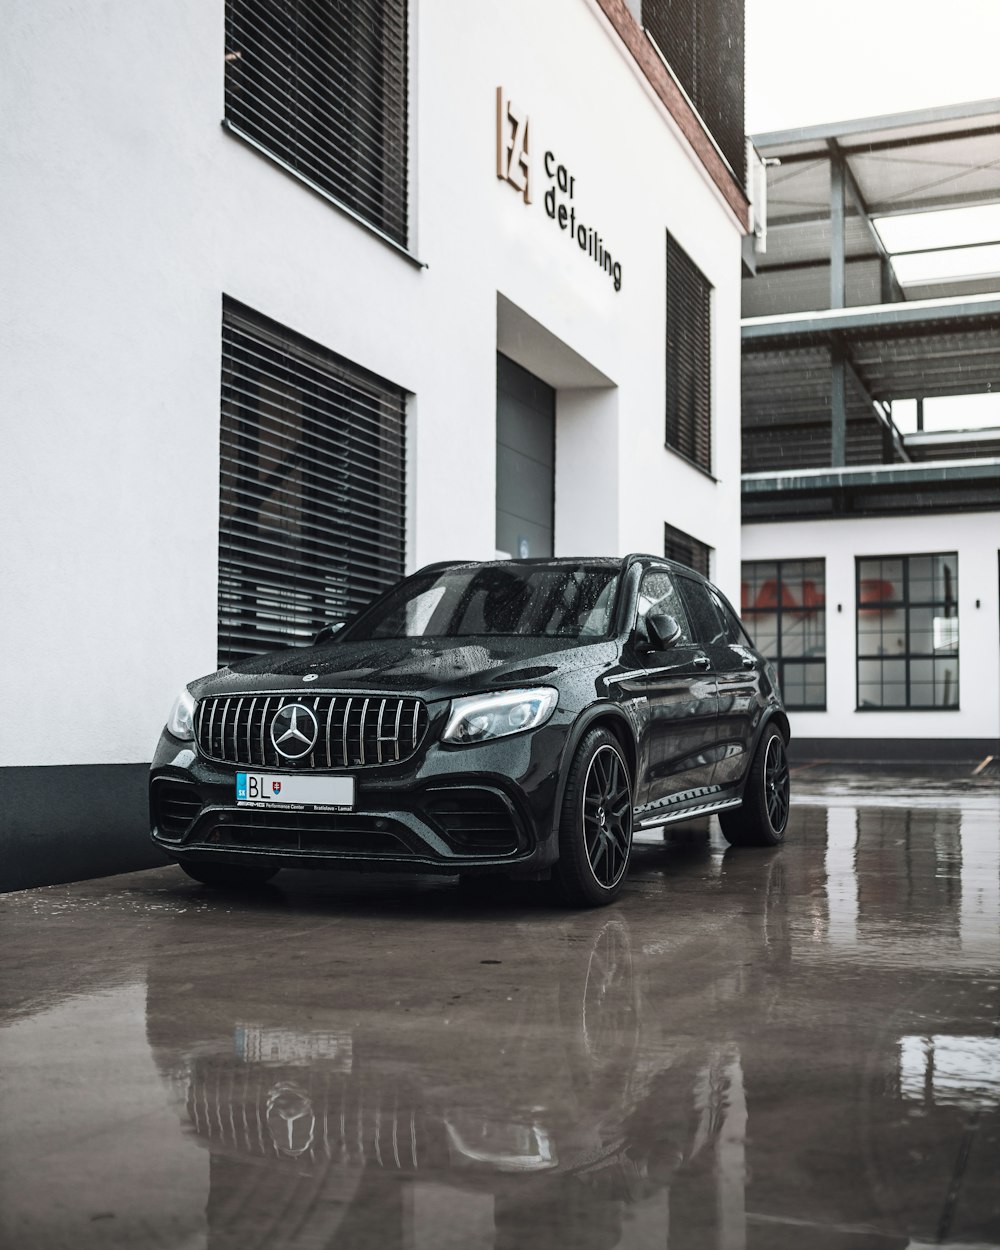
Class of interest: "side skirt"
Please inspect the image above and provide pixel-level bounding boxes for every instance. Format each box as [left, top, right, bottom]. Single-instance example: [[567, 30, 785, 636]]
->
[[633, 795, 742, 831]]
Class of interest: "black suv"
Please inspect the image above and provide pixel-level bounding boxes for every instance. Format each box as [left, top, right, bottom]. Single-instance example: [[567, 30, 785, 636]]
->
[[150, 555, 790, 906]]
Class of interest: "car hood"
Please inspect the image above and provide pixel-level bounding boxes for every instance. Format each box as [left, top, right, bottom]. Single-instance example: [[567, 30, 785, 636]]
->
[[192, 635, 618, 703]]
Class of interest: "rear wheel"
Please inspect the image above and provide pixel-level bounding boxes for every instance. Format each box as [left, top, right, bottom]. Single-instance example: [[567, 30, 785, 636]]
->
[[719, 726, 790, 847], [554, 729, 633, 907], [178, 860, 279, 889]]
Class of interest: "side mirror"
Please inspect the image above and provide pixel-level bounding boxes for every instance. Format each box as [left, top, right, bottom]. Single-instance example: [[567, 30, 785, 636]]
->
[[647, 613, 682, 650], [314, 620, 347, 646]]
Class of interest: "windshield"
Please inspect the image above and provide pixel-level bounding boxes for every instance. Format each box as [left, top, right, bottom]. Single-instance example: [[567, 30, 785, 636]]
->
[[343, 564, 621, 641]]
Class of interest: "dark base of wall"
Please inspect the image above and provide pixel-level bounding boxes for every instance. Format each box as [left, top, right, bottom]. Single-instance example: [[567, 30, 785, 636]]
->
[[0, 763, 167, 893], [789, 737, 999, 764]]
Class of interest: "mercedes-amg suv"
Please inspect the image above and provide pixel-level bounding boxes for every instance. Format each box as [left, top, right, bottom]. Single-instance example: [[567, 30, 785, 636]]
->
[[150, 555, 790, 906]]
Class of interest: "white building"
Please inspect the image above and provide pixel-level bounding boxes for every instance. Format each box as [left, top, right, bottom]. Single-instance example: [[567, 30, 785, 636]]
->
[[1, 0, 750, 887]]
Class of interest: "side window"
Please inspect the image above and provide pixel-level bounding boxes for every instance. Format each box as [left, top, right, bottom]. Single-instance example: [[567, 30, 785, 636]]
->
[[679, 578, 728, 646], [710, 589, 752, 647], [636, 570, 693, 644]]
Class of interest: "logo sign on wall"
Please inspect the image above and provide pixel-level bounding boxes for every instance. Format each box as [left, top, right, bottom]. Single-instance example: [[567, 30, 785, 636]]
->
[[496, 87, 532, 203], [496, 86, 622, 293]]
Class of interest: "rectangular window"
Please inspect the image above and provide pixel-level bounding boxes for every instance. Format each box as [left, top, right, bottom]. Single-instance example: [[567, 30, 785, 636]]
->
[[856, 554, 959, 710], [742, 559, 827, 710], [664, 521, 711, 578], [666, 234, 712, 474], [219, 299, 406, 665], [224, 0, 408, 246]]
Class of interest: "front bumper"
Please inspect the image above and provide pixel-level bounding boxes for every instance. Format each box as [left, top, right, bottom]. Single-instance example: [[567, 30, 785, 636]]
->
[[149, 719, 568, 877]]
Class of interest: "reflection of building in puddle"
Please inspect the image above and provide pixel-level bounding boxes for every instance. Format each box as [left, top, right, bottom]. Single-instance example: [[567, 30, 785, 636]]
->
[[813, 804, 999, 964], [900, 1035, 1000, 1111], [960, 809, 1000, 961], [824, 807, 858, 946]]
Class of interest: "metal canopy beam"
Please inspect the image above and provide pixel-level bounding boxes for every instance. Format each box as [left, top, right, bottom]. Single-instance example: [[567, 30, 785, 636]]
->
[[742, 459, 1000, 492], [751, 98, 1000, 150], [742, 295, 1000, 341]]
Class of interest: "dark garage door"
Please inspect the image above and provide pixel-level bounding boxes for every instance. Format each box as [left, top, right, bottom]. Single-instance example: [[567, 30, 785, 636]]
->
[[496, 353, 554, 559]]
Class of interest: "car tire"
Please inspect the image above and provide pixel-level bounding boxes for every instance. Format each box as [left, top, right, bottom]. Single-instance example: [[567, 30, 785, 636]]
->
[[719, 726, 790, 847], [177, 860, 279, 888], [554, 728, 634, 908]]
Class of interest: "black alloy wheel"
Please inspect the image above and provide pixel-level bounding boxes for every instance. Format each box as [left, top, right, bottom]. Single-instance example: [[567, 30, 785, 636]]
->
[[719, 725, 790, 847], [178, 860, 279, 889], [555, 728, 634, 907]]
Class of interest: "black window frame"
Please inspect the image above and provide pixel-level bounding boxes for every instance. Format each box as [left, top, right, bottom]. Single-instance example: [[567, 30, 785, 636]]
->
[[742, 559, 827, 711], [665, 233, 713, 476], [223, 0, 410, 252], [218, 297, 407, 666], [855, 553, 960, 712]]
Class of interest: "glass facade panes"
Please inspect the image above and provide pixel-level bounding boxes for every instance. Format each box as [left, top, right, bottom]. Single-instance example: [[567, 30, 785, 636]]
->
[[856, 554, 959, 710], [741, 559, 826, 710]]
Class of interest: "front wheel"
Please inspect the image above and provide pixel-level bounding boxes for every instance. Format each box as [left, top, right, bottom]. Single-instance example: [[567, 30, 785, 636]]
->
[[719, 726, 790, 847], [554, 729, 634, 907], [177, 860, 279, 889]]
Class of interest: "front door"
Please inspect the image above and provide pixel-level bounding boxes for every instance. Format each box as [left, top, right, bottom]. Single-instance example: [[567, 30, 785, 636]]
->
[[620, 568, 719, 812], [678, 576, 763, 788]]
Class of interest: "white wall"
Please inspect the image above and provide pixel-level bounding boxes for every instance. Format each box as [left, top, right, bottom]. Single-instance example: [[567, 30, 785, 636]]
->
[[1, 0, 744, 769], [743, 512, 1000, 742]]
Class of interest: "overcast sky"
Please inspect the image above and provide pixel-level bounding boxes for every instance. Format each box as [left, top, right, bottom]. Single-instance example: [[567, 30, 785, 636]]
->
[[746, 0, 1000, 133]]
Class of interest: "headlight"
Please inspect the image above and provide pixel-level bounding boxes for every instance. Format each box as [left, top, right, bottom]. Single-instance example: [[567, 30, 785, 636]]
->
[[166, 687, 196, 740], [442, 688, 558, 745]]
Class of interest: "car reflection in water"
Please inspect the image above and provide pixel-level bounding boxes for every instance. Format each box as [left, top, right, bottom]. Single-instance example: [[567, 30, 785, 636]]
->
[[145, 803, 1000, 1248], [145, 896, 777, 1250]]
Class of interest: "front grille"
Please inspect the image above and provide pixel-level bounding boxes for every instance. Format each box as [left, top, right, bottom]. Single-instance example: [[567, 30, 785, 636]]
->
[[152, 782, 203, 841], [184, 1062, 439, 1170], [195, 694, 428, 769]]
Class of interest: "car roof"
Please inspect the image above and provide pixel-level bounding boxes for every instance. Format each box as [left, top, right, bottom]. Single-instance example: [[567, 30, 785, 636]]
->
[[416, 554, 714, 584]]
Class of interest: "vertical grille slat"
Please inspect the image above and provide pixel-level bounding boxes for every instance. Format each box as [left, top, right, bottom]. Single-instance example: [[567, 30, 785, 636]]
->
[[376, 699, 386, 764], [259, 696, 271, 766], [325, 697, 336, 768], [392, 700, 404, 762], [195, 693, 427, 769], [342, 696, 353, 769]]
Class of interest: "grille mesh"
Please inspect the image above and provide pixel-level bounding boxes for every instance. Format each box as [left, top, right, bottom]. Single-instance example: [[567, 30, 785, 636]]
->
[[195, 694, 427, 769]]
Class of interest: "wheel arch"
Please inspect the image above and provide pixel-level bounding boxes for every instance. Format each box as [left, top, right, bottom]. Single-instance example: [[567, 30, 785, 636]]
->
[[550, 704, 638, 840], [738, 706, 791, 798]]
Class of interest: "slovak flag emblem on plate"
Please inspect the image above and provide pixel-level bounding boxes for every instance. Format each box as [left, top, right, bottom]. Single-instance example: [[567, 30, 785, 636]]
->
[[272, 781, 282, 795]]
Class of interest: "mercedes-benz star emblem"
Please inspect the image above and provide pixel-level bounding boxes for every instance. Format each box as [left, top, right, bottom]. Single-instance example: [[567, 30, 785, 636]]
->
[[270, 704, 319, 760]]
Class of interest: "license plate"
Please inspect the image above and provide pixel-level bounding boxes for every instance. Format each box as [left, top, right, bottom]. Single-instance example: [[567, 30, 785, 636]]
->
[[236, 772, 355, 811]]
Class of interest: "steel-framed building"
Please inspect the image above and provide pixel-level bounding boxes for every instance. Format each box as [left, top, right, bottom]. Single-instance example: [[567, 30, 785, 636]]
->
[[741, 101, 1000, 760]]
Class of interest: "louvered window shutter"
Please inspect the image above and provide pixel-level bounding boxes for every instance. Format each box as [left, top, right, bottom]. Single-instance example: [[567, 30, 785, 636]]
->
[[666, 234, 712, 475], [224, 0, 408, 246], [642, 0, 745, 183], [219, 300, 406, 665], [664, 522, 711, 577]]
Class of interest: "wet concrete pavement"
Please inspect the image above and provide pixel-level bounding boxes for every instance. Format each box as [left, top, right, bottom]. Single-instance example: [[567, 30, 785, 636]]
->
[[2, 774, 999, 1248]]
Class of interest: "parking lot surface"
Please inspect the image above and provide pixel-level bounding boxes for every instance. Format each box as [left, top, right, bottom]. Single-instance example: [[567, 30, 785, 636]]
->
[[2, 772, 999, 1248]]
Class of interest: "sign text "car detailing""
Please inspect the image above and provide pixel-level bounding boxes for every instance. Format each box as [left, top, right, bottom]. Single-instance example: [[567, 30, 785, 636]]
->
[[497, 87, 623, 294]]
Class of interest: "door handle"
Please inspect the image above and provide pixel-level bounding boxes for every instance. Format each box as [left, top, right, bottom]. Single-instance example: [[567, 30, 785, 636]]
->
[[693, 655, 711, 669]]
